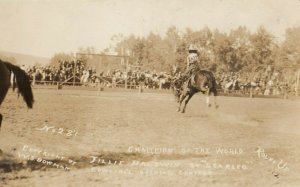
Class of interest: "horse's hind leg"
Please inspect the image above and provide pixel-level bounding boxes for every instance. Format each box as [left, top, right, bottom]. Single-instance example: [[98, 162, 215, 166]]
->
[[206, 88, 211, 107], [206, 96, 211, 107], [213, 89, 219, 109], [181, 93, 194, 113]]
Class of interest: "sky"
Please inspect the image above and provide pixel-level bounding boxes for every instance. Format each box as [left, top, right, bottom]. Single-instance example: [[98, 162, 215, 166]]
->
[[0, 0, 300, 58]]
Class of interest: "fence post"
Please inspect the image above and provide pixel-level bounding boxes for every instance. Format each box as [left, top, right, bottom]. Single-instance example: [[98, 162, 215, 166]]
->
[[139, 82, 143, 93], [296, 70, 299, 96], [283, 86, 288, 99], [250, 87, 253, 98], [57, 81, 62, 90], [73, 62, 76, 86]]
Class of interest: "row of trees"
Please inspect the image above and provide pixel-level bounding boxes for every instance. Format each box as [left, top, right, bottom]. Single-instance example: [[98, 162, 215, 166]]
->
[[51, 25, 300, 74], [110, 26, 300, 73]]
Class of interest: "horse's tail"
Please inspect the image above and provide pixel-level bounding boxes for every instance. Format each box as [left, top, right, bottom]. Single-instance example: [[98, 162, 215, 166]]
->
[[4, 62, 34, 108]]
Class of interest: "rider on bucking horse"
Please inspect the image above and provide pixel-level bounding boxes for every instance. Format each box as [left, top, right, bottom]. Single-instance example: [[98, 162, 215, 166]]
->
[[183, 44, 200, 85]]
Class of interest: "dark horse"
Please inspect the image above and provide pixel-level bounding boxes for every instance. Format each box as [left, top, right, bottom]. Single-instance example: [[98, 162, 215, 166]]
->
[[0, 60, 34, 130], [173, 70, 218, 113]]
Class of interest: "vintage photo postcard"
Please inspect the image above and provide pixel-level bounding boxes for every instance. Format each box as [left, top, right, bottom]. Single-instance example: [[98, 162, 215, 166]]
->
[[0, 0, 300, 186]]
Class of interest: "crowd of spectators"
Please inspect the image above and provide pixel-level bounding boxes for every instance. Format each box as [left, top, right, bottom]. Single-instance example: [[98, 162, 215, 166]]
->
[[99, 69, 172, 89], [215, 66, 296, 96], [26, 60, 98, 85], [24, 59, 173, 89], [24, 61, 299, 96]]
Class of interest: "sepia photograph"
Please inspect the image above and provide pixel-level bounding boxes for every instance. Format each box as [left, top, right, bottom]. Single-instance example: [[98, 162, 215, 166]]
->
[[0, 0, 300, 186]]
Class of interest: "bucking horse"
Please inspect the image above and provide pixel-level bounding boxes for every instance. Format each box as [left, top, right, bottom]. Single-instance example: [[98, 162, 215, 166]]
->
[[173, 69, 219, 113]]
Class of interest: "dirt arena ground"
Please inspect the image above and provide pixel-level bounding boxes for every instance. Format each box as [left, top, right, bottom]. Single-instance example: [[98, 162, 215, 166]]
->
[[0, 88, 300, 187]]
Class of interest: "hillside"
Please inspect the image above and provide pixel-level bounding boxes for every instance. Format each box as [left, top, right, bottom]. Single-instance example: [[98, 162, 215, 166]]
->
[[0, 51, 50, 67]]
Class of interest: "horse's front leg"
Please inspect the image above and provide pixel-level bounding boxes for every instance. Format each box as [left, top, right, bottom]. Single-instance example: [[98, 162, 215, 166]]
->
[[177, 93, 186, 112], [181, 93, 194, 113]]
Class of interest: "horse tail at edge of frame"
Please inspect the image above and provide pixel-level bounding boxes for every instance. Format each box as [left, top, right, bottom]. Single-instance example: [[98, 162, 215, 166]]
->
[[2, 60, 34, 108]]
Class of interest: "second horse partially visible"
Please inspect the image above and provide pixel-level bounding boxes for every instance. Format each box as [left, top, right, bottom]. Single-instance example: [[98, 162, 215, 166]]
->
[[0, 59, 34, 130]]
